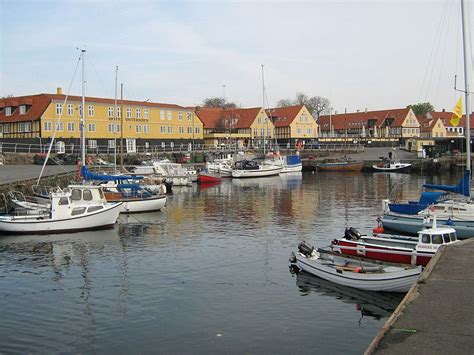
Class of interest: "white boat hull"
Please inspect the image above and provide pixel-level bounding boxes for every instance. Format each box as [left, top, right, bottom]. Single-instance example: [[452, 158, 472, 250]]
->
[[293, 253, 421, 292], [232, 166, 282, 178], [120, 195, 166, 213], [0, 203, 122, 234], [281, 163, 303, 173]]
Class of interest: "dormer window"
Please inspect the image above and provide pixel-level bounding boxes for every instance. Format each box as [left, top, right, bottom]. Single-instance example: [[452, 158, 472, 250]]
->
[[19, 105, 26, 115], [5, 107, 12, 116]]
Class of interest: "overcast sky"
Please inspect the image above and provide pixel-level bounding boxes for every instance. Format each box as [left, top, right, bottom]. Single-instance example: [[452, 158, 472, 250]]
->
[[0, 0, 472, 114]]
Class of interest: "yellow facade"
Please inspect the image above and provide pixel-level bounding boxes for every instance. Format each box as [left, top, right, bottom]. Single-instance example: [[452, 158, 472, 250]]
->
[[40, 99, 204, 141], [401, 109, 420, 138], [289, 106, 318, 139], [249, 108, 274, 139]]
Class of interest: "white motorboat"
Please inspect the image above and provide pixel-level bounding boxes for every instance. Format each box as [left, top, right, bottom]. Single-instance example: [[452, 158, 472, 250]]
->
[[264, 154, 302, 173], [372, 161, 412, 172], [232, 159, 282, 178], [132, 159, 192, 186], [206, 159, 233, 177], [289, 242, 422, 292], [0, 185, 122, 234]]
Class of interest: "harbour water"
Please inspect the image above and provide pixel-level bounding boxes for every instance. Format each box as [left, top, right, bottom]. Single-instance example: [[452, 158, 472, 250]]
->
[[0, 171, 464, 353]]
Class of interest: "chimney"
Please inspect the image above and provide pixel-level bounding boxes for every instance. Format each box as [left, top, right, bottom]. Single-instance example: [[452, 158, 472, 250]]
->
[[334, 111, 338, 115], [442, 108, 445, 112], [56, 87, 63, 95], [365, 108, 367, 113], [356, 109, 360, 113]]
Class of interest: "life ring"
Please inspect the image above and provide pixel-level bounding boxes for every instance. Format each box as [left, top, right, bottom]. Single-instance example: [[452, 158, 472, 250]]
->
[[86, 155, 93, 165]]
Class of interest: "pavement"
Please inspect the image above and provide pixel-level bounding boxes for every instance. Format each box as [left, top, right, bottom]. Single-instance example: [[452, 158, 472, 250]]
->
[[367, 238, 474, 354], [0, 165, 77, 185]]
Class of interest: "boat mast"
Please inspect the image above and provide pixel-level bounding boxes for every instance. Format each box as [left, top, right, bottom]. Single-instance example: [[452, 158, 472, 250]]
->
[[461, 0, 472, 176], [114, 65, 118, 174], [261, 64, 266, 155], [80, 49, 86, 177], [120, 83, 124, 170]]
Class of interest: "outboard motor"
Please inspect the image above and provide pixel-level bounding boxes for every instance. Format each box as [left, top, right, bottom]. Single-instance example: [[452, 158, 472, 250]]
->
[[298, 241, 314, 257], [344, 227, 362, 241]]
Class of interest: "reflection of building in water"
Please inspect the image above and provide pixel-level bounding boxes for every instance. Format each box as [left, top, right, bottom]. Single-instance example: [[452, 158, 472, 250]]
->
[[294, 271, 403, 322]]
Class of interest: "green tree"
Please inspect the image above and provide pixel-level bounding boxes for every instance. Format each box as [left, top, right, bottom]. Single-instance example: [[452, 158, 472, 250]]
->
[[407, 102, 435, 116], [202, 97, 236, 109]]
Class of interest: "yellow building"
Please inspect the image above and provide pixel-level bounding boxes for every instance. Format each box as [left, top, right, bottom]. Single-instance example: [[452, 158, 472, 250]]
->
[[0, 89, 204, 153], [268, 105, 318, 145]]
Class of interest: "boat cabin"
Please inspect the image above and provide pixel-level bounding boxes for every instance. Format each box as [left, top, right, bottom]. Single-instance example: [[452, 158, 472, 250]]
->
[[50, 186, 108, 219], [415, 226, 458, 253]]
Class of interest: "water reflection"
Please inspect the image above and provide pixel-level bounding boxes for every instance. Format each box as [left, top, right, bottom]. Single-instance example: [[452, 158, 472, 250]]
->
[[294, 271, 404, 322]]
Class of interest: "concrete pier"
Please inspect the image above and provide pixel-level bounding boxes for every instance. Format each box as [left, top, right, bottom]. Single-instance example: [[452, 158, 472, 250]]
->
[[366, 239, 474, 354]]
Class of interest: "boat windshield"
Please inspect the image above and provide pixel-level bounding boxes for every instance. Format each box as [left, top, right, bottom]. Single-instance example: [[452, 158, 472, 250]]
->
[[450, 233, 457, 241], [443, 234, 451, 243], [432, 234, 443, 244], [421, 234, 430, 243]]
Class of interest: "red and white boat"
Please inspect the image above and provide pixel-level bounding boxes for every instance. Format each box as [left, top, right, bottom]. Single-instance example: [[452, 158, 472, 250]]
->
[[197, 171, 222, 184], [331, 217, 459, 266]]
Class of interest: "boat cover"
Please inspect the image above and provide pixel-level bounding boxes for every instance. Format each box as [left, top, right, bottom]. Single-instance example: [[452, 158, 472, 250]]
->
[[81, 166, 143, 181], [422, 170, 471, 197], [286, 155, 301, 165], [388, 191, 449, 215]]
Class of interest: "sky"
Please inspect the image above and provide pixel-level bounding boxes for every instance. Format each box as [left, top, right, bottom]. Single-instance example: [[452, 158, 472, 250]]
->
[[0, 0, 472, 114]]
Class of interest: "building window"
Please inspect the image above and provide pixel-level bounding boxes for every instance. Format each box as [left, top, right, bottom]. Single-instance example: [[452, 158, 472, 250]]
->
[[187, 127, 192, 133], [195, 127, 200, 134], [178, 126, 184, 134], [160, 110, 165, 120], [0, 124, 3, 133], [108, 124, 115, 133], [167, 111, 172, 120], [79, 105, 83, 116], [116, 124, 121, 133], [67, 122, 75, 132], [44, 122, 52, 131], [5, 107, 12, 116], [160, 125, 166, 133], [178, 111, 183, 120], [3, 123, 10, 133], [68, 104, 74, 116], [136, 108, 141, 118], [108, 107, 114, 118], [167, 126, 173, 133], [56, 122, 64, 131], [88, 140, 97, 149], [19, 105, 26, 115], [307, 128, 312, 134], [136, 125, 142, 133], [127, 108, 132, 118], [260, 128, 264, 136], [88, 105, 94, 117], [108, 140, 115, 148], [56, 103, 63, 115], [88, 123, 96, 132], [144, 109, 149, 118], [117, 107, 121, 118], [144, 125, 150, 133], [187, 112, 192, 121]]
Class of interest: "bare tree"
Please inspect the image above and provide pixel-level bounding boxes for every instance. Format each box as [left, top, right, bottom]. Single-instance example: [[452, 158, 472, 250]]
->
[[276, 92, 330, 119], [202, 97, 237, 109]]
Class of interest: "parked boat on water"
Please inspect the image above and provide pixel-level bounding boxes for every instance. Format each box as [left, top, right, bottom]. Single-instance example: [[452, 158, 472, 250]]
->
[[332, 216, 459, 266], [264, 153, 302, 173], [289, 242, 421, 292], [197, 170, 222, 184], [317, 159, 363, 172], [132, 159, 192, 186], [206, 159, 233, 177], [232, 159, 282, 178], [0, 185, 122, 234]]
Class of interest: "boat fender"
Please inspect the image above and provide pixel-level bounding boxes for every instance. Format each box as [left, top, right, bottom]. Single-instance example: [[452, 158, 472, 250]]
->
[[298, 241, 314, 257], [354, 267, 363, 273], [373, 216, 384, 234]]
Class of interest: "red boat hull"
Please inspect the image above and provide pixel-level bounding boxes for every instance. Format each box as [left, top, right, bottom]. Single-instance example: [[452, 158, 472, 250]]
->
[[198, 173, 221, 184], [335, 240, 432, 266]]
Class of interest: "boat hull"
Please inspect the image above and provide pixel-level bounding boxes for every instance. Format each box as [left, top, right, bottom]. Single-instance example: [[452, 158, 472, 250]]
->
[[318, 161, 363, 171], [293, 253, 421, 292], [281, 163, 303, 173], [335, 240, 432, 266], [120, 195, 166, 213], [372, 164, 412, 172], [232, 166, 282, 178], [198, 174, 221, 183], [381, 214, 474, 239], [0, 203, 122, 235]]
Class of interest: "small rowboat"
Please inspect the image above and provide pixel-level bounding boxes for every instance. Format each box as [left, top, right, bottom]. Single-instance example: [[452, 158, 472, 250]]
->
[[289, 242, 421, 292], [197, 171, 222, 184]]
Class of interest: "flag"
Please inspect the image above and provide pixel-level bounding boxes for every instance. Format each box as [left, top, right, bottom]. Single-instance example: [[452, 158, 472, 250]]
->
[[450, 97, 463, 127]]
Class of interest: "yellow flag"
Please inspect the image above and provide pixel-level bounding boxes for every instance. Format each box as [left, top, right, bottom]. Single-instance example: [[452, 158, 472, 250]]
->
[[450, 97, 463, 126]]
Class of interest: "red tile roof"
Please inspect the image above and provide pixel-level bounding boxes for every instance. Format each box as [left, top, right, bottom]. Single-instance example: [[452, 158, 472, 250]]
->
[[195, 107, 263, 129], [0, 93, 191, 124], [0, 94, 51, 123], [318, 108, 412, 131], [266, 105, 304, 127]]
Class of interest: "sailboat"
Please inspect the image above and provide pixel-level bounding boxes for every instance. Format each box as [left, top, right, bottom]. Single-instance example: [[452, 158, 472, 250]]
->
[[381, 0, 473, 238], [0, 50, 123, 234]]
